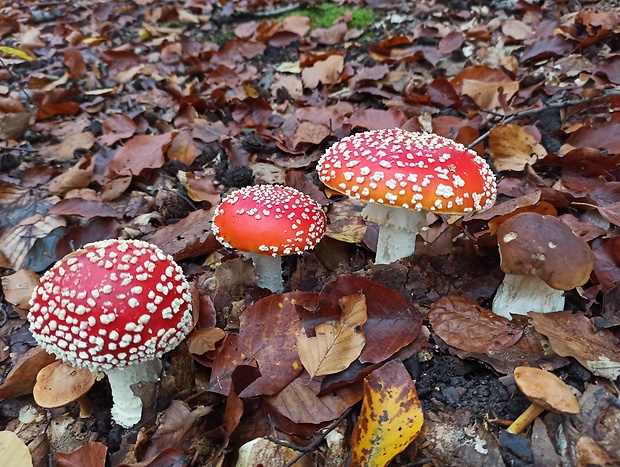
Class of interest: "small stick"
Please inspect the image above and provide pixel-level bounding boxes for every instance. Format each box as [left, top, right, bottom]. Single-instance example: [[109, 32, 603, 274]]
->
[[265, 406, 354, 466], [467, 89, 620, 149]]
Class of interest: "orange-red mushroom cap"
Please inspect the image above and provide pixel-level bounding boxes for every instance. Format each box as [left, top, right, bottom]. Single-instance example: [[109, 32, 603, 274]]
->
[[317, 128, 497, 214], [212, 185, 327, 257], [28, 239, 194, 372]]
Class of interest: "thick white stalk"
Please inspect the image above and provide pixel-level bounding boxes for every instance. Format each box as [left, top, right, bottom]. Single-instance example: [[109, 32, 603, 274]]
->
[[492, 274, 565, 320], [245, 252, 283, 293], [361, 204, 428, 264], [106, 358, 162, 428]]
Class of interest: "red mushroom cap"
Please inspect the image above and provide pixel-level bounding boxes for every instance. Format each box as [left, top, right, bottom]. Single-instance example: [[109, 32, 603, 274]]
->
[[317, 128, 497, 214], [212, 185, 326, 256], [28, 239, 194, 372]]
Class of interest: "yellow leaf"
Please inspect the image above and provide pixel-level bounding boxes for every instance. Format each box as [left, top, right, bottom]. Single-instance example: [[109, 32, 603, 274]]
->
[[297, 292, 367, 379], [350, 360, 424, 467], [489, 124, 547, 172], [0, 431, 33, 467], [0, 46, 33, 62]]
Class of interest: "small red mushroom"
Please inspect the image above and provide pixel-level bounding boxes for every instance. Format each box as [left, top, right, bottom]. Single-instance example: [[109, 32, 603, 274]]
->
[[317, 128, 497, 264], [212, 184, 327, 293], [28, 239, 194, 428]]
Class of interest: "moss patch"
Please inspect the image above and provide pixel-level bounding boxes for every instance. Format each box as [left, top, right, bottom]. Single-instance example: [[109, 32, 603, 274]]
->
[[284, 2, 375, 30]]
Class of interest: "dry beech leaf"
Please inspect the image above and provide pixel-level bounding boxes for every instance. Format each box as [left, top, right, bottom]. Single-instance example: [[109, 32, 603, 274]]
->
[[167, 130, 200, 166], [349, 360, 424, 467], [0, 431, 32, 467], [1, 269, 39, 310], [265, 372, 362, 425], [301, 53, 344, 89], [489, 124, 547, 171], [428, 296, 523, 353], [48, 154, 95, 196], [460, 79, 519, 110], [530, 311, 620, 380], [297, 292, 367, 379], [210, 293, 318, 397], [186, 327, 226, 355], [99, 114, 137, 146], [0, 347, 57, 400], [108, 132, 177, 176], [38, 132, 95, 161], [55, 442, 107, 467]]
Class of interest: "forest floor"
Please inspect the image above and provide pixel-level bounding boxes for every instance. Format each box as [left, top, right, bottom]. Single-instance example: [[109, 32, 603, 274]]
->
[[0, 0, 619, 466]]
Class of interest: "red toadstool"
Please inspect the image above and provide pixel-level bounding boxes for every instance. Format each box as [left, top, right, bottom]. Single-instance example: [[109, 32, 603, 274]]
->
[[211, 184, 327, 293], [317, 128, 497, 264], [28, 239, 194, 428]]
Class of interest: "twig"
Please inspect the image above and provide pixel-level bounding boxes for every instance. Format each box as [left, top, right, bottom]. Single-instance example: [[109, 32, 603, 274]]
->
[[467, 89, 620, 150], [0, 145, 37, 153], [265, 406, 355, 466]]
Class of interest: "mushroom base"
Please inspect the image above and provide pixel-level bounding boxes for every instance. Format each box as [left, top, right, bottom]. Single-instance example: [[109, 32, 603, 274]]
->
[[244, 252, 283, 293], [107, 358, 162, 428], [492, 274, 565, 320], [361, 204, 428, 264]]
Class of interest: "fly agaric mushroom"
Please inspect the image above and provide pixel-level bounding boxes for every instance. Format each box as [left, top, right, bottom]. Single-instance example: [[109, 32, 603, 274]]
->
[[28, 239, 194, 428], [507, 366, 580, 434], [212, 184, 326, 293], [317, 128, 497, 264], [493, 212, 594, 320]]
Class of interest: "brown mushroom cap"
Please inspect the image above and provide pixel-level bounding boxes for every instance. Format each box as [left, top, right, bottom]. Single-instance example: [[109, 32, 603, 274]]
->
[[497, 212, 594, 290], [513, 366, 580, 414], [33, 360, 96, 409]]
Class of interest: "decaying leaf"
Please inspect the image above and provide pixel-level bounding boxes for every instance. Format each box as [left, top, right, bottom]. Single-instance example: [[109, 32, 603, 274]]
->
[[186, 327, 226, 355], [0, 431, 32, 467], [428, 296, 523, 353], [108, 132, 177, 176], [489, 124, 547, 171], [0, 347, 57, 400], [210, 293, 317, 397], [33, 360, 96, 409], [297, 292, 367, 379], [55, 442, 107, 467], [530, 311, 620, 380], [1, 268, 39, 310], [349, 360, 424, 467]]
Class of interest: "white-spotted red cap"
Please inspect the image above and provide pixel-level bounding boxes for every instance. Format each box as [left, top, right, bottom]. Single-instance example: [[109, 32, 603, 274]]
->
[[212, 185, 326, 257], [317, 128, 497, 214], [28, 239, 194, 372]]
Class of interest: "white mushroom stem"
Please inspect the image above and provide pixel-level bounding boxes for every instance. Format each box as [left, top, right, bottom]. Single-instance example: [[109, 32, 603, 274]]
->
[[492, 274, 565, 320], [506, 403, 545, 434], [106, 358, 162, 428], [244, 252, 283, 293], [361, 203, 429, 264]]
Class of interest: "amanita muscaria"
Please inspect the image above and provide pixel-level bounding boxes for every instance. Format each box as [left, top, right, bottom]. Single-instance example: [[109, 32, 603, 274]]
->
[[28, 239, 194, 428], [317, 128, 497, 264], [212, 184, 327, 293]]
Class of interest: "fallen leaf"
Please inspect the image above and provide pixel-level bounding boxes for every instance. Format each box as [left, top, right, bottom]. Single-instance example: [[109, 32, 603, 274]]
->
[[33, 360, 96, 408], [210, 293, 318, 397], [1, 269, 39, 310], [349, 360, 424, 467], [55, 442, 107, 467], [167, 130, 200, 166], [0, 347, 57, 400], [47, 154, 95, 195], [428, 296, 523, 353], [489, 124, 547, 171], [301, 53, 344, 89], [530, 311, 620, 380], [297, 292, 367, 379], [265, 372, 362, 425], [38, 132, 95, 160], [99, 114, 137, 146], [317, 275, 423, 364], [186, 327, 226, 355], [108, 132, 177, 176], [0, 431, 32, 467]]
